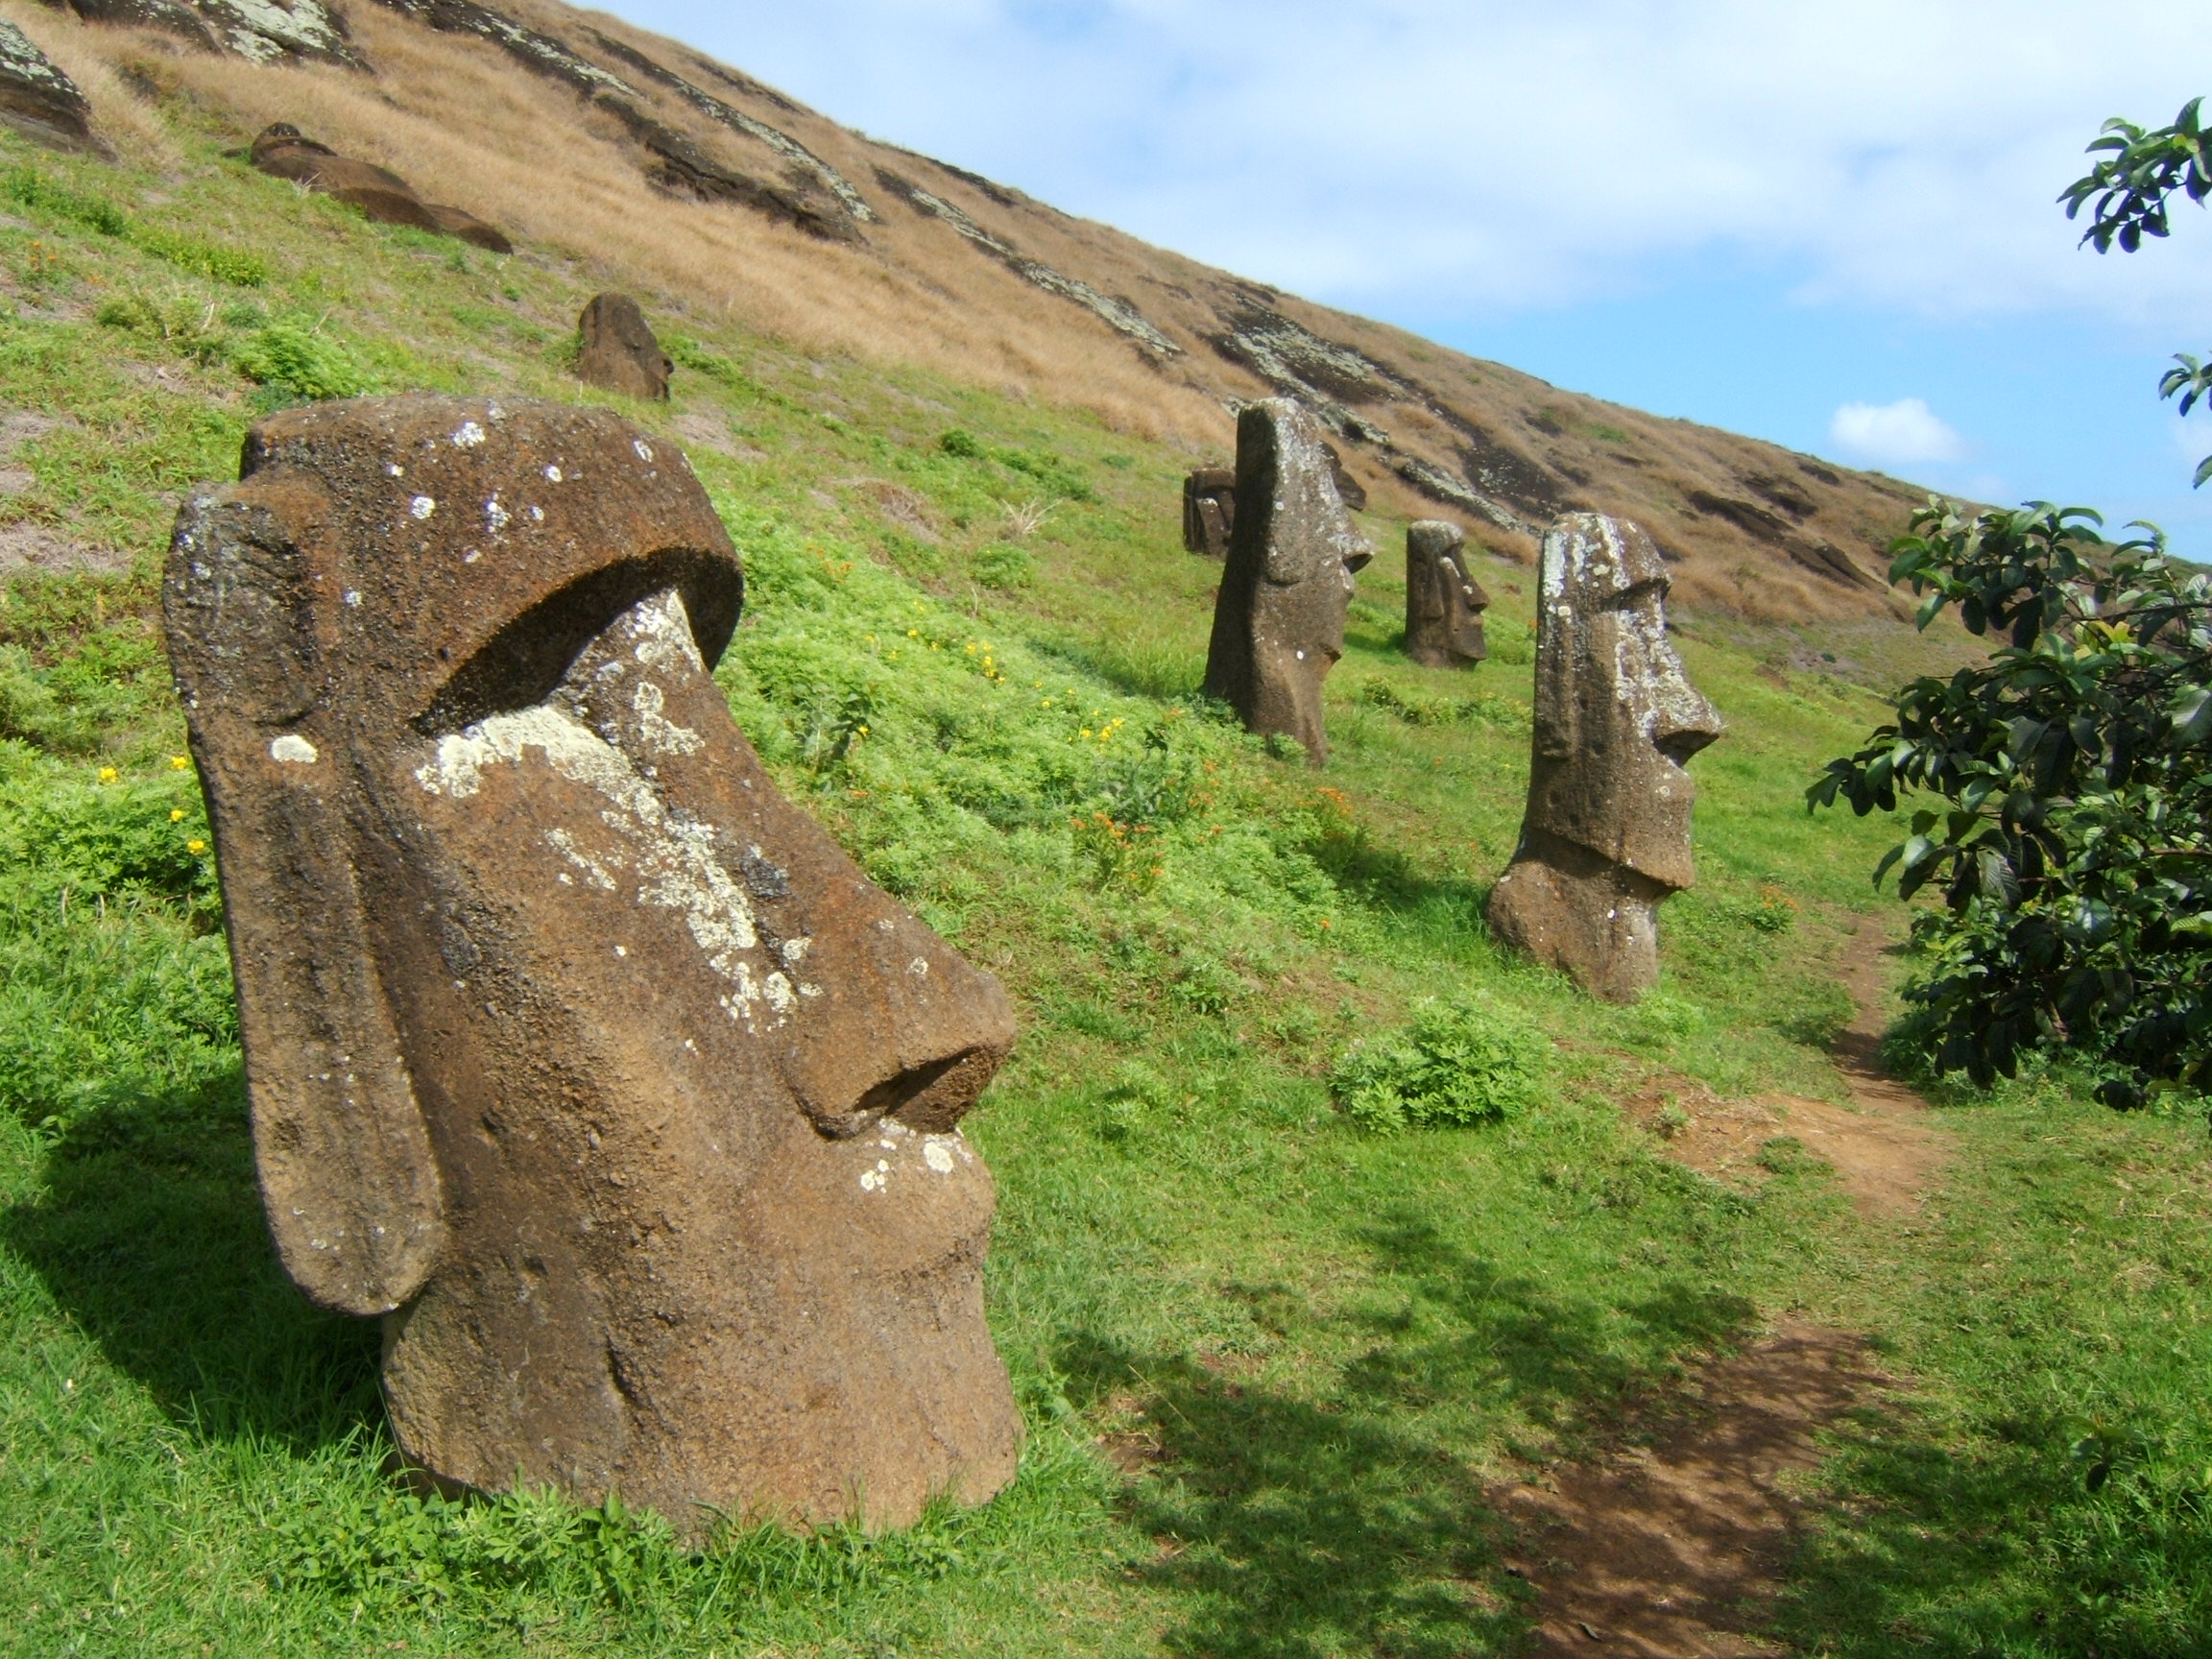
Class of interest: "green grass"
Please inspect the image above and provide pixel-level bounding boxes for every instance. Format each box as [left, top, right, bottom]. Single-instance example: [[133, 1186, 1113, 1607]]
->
[[0, 119, 2204, 1657]]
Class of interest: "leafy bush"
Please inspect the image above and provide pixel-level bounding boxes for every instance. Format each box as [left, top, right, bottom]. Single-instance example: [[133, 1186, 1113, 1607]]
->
[[972, 542, 1035, 589], [1811, 502, 2212, 1105], [1331, 996, 1549, 1131], [231, 323, 371, 401]]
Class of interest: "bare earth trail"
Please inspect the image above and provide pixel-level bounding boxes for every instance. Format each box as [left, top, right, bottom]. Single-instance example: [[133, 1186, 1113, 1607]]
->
[[1494, 922, 1950, 1655]]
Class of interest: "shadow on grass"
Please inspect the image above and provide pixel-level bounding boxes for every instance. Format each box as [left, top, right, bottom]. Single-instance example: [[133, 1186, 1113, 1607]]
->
[[1059, 1212, 1760, 1659], [2, 1066, 383, 1453]]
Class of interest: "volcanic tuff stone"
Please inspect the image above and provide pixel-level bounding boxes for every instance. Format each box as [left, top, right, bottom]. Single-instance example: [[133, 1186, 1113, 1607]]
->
[[1486, 513, 1721, 1002], [250, 125, 513, 252], [0, 21, 102, 154], [1201, 398, 1373, 767], [39, 0, 360, 65], [1181, 467, 1234, 557], [1403, 520, 1488, 667], [573, 292, 673, 401], [163, 396, 1022, 1534]]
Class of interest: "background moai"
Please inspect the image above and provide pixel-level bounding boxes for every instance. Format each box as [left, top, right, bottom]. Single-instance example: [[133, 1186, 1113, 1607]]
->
[[1182, 467, 1235, 556], [1486, 513, 1721, 1001], [1200, 398, 1372, 767], [164, 396, 1022, 1535], [574, 292, 675, 402], [1403, 519, 1489, 667]]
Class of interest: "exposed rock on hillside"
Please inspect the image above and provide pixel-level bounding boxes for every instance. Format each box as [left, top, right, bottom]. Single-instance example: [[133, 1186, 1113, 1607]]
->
[[591, 94, 854, 241], [574, 290, 672, 399], [369, 0, 628, 93], [251, 123, 512, 252], [0, 20, 104, 153], [39, 0, 360, 65]]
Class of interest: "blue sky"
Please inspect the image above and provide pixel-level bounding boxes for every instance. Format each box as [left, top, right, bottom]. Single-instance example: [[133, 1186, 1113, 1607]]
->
[[600, 1, 2212, 551]]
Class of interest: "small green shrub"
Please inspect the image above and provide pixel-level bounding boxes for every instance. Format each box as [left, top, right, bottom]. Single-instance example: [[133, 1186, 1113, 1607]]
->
[[1331, 996, 1549, 1131], [939, 427, 985, 459], [972, 542, 1035, 589], [1358, 677, 1531, 733], [1486, 620, 1535, 665], [231, 324, 370, 401]]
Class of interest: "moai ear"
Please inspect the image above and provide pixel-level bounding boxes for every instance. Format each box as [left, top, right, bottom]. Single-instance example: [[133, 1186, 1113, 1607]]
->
[[165, 484, 446, 1317]]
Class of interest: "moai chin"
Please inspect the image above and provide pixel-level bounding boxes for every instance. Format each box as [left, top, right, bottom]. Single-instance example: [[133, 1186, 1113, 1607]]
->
[[1200, 398, 1372, 766], [1403, 520, 1489, 667], [1486, 513, 1721, 1002], [163, 397, 1022, 1536]]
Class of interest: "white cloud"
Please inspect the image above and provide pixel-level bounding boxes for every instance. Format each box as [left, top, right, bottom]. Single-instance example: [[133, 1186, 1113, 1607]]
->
[[1830, 398, 1967, 465], [606, 0, 2212, 331]]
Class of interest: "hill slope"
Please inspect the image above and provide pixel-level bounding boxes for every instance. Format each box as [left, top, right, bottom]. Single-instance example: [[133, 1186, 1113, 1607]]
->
[[13, 0, 1931, 618]]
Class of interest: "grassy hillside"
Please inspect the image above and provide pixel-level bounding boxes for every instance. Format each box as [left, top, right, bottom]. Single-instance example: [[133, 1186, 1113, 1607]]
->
[[0, 112, 2207, 1659]]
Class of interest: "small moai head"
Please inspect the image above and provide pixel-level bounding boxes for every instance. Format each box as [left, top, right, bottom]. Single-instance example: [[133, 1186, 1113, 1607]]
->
[[164, 397, 1021, 1535], [1403, 519, 1489, 667], [1487, 513, 1720, 1001], [575, 292, 674, 402], [1181, 467, 1236, 557], [1200, 398, 1373, 766]]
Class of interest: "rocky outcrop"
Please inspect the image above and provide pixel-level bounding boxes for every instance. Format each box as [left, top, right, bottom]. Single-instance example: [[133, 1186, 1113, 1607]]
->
[[876, 167, 1181, 358], [369, 0, 632, 95], [573, 291, 671, 400], [586, 31, 876, 227], [250, 124, 513, 252], [1404, 520, 1488, 667], [1182, 467, 1234, 557], [39, 0, 360, 66], [1201, 398, 1373, 766], [590, 94, 854, 241], [165, 395, 1023, 1537], [1486, 514, 1722, 1001], [0, 21, 104, 154]]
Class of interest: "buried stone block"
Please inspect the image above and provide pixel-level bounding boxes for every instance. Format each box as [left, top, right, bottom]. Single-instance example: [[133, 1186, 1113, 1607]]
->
[[574, 292, 673, 401], [0, 21, 105, 154], [251, 124, 513, 253], [1181, 466, 1234, 556], [163, 396, 1022, 1536], [1403, 519, 1488, 667], [1201, 397, 1373, 767], [1486, 513, 1721, 1002]]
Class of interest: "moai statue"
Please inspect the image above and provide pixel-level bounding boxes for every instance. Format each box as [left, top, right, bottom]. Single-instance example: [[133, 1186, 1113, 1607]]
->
[[1486, 513, 1721, 1002], [1403, 520, 1489, 667], [575, 292, 675, 402], [1182, 467, 1235, 556], [164, 397, 1022, 1536], [1201, 398, 1373, 767]]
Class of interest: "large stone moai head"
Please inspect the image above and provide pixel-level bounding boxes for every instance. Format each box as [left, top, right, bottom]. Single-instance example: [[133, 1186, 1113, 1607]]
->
[[1485, 513, 1721, 1002], [1181, 467, 1236, 557], [1403, 520, 1489, 668], [575, 293, 674, 402], [1200, 398, 1372, 767], [164, 397, 1022, 1535]]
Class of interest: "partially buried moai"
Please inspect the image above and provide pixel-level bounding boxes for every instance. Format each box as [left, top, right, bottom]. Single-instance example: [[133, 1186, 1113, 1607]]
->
[[1181, 467, 1235, 557], [1200, 398, 1372, 766], [1403, 520, 1489, 667], [1486, 513, 1721, 1002], [164, 397, 1022, 1535]]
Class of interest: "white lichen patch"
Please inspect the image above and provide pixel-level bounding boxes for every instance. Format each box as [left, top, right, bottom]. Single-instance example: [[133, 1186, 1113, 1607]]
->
[[544, 465, 564, 483], [923, 1140, 956, 1174], [452, 421, 487, 448], [485, 496, 510, 535], [411, 495, 437, 520], [270, 733, 318, 764], [633, 439, 655, 465], [630, 680, 703, 756]]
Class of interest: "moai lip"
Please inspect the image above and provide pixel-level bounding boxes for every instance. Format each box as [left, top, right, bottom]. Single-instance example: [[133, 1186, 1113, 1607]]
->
[[1200, 398, 1373, 767], [1486, 513, 1721, 1002], [164, 396, 1022, 1536], [1403, 519, 1489, 667]]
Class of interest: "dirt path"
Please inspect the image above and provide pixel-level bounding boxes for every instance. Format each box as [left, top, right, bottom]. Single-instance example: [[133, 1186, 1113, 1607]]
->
[[1495, 921, 1942, 1654]]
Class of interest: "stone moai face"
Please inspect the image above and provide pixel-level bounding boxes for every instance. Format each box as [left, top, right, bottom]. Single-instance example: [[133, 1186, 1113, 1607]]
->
[[164, 397, 1022, 1535], [1403, 519, 1489, 667], [1181, 467, 1235, 557], [575, 292, 674, 402], [1200, 398, 1373, 767], [1485, 513, 1721, 1002]]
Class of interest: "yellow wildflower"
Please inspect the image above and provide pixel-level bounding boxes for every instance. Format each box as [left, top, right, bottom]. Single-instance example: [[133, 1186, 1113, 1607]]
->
[[1081, 729, 1093, 739], [187, 839, 207, 854], [965, 643, 977, 655], [170, 808, 185, 823], [907, 629, 920, 638], [170, 755, 189, 770], [97, 766, 118, 783]]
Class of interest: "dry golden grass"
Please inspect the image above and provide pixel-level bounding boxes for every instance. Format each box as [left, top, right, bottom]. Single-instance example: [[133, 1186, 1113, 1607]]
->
[[27, 0, 1942, 619]]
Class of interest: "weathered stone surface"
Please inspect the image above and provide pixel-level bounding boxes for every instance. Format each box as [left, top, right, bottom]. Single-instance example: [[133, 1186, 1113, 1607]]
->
[[1201, 398, 1372, 767], [1486, 513, 1721, 1001], [1181, 467, 1233, 557], [591, 93, 854, 242], [251, 125, 513, 253], [0, 20, 103, 155], [1403, 519, 1488, 667], [42, 0, 361, 66], [164, 396, 1022, 1534], [1323, 441, 1367, 512], [574, 292, 672, 401]]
